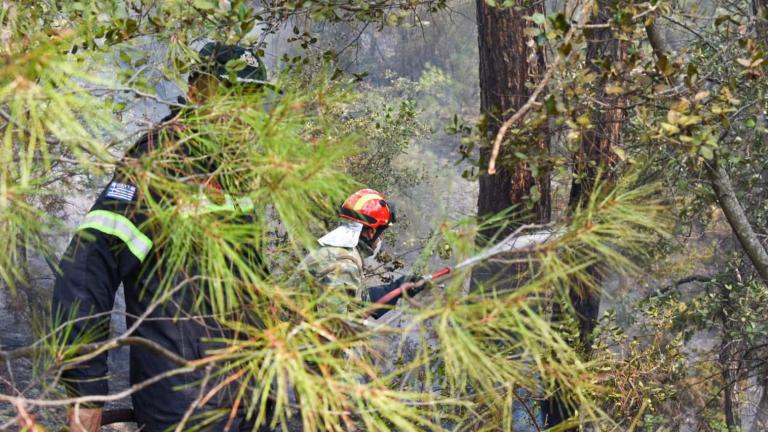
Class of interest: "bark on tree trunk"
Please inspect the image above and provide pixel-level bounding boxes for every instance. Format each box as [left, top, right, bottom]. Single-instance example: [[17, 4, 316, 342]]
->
[[719, 283, 742, 430], [645, 21, 666, 60], [474, 3, 549, 426], [475, 0, 549, 236], [545, 1, 624, 427], [706, 158, 768, 285], [567, 0, 624, 354], [751, 374, 768, 432], [721, 342, 741, 429], [754, 0, 768, 42]]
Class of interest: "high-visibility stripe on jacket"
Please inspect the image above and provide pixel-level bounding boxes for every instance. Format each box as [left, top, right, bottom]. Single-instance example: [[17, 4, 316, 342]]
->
[[78, 210, 153, 262]]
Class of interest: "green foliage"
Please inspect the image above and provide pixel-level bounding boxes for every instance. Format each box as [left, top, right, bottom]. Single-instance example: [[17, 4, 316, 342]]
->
[[592, 266, 768, 430], [131, 76, 362, 314], [593, 309, 689, 429], [0, 0, 448, 292], [335, 93, 428, 194], [6, 0, 768, 430], [445, 1, 768, 429], [158, 172, 671, 431]]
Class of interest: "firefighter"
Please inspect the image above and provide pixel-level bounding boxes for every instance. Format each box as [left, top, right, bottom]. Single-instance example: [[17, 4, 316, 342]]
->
[[301, 188, 423, 319], [53, 42, 269, 432]]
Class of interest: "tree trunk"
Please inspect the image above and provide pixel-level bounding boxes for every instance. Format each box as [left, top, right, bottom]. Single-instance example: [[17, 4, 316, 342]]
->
[[719, 283, 742, 430], [567, 0, 624, 354], [706, 158, 768, 285], [751, 374, 768, 432], [475, 0, 549, 236], [545, 1, 625, 427], [644, 20, 666, 60], [754, 0, 768, 43], [473, 3, 549, 427]]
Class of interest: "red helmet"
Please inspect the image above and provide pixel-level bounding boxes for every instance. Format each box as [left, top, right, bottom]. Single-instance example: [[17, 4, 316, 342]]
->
[[340, 188, 395, 229]]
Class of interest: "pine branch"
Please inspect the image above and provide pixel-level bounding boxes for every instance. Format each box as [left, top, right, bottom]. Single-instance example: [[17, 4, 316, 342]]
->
[[0, 336, 191, 367]]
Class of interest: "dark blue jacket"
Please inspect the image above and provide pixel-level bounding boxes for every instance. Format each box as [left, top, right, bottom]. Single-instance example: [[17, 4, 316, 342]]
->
[[52, 119, 266, 431]]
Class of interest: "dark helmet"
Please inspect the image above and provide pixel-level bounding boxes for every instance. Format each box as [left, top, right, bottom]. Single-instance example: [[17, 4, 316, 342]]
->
[[192, 42, 267, 85]]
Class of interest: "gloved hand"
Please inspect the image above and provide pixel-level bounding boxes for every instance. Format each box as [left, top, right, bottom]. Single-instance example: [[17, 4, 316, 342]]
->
[[366, 274, 433, 319], [405, 274, 421, 283], [402, 274, 430, 297]]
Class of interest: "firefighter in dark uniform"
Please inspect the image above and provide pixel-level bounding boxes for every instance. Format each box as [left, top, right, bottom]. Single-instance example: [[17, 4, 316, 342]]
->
[[53, 42, 269, 432]]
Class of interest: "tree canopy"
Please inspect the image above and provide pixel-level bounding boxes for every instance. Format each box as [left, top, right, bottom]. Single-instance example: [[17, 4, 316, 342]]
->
[[1, 0, 768, 431]]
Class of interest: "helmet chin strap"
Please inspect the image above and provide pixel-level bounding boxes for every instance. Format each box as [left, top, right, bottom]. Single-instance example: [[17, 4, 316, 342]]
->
[[358, 235, 376, 255], [362, 239, 382, 266], [359, 233, 383, 258]]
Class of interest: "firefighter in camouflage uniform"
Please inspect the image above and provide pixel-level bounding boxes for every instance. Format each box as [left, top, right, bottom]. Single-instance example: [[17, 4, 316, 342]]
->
[[301, 188, 423, 319]]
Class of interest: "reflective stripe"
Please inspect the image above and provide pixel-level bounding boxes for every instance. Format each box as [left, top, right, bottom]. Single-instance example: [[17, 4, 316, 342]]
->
[[180, 194, 254, 217], [235, 196, 254, 212], [78, 210, 153, 262], [201, 194, 236, 213], [352, 193, 383, 211]]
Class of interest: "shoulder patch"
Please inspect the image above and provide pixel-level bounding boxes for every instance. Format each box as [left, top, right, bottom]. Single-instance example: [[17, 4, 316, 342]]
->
[[105, 182, 136, 201], [240, 50, 259, 67]]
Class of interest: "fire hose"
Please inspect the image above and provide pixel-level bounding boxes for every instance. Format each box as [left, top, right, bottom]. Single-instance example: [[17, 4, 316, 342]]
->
[[365, 227, 559, 319]]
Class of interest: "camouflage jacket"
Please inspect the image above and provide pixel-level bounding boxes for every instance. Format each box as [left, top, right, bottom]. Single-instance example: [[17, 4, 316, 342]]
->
[[299, 244, 406, 318], [301, 245, 367, 314]]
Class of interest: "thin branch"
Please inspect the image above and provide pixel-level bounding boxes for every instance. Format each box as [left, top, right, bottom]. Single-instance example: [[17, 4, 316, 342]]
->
[[65, 276, 201, 367], [703, 101, 768, 284], [513, 386, 543, 432], [643, 274, 719, 300], [0, 336, 190, 367], [174, 365, 214, 432], [88, 86, 188, 108], [706, 156, 768, 285], [574, 1, 661, 29], [0, 364, 197, 407], [661, 15, 720, 53], [643, 10, 768, 286]]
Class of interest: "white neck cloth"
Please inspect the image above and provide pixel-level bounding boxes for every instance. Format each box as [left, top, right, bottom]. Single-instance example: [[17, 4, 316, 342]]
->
[[318, 221, 363, 248]]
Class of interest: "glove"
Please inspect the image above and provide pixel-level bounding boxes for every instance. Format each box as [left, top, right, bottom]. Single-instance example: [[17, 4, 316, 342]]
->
[[405, 274, 421, 283], [402, 274, 430, 297]]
